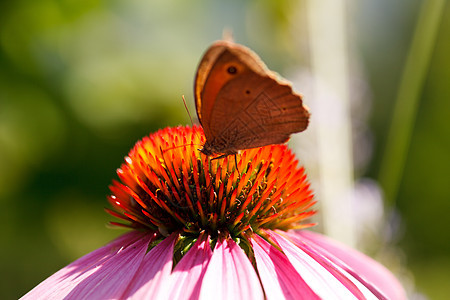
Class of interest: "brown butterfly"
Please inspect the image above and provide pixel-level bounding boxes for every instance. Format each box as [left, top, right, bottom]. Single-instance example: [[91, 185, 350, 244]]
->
[[194, 40, 310, 157]]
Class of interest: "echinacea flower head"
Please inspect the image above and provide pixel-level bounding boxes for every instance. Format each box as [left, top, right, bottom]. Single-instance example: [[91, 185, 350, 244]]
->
[[108, 125, 316, 238], [23, 126, 407, 300]]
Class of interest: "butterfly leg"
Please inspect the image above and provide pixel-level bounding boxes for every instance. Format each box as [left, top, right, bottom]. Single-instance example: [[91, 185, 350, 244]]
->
[[233, 153, 241, 178]]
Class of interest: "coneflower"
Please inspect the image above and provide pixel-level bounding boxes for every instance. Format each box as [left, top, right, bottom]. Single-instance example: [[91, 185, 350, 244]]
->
[[22, 125, 406, 299]]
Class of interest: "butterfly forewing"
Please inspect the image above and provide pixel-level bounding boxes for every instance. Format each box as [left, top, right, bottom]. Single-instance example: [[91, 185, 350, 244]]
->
[[195, 42, 268, 136]]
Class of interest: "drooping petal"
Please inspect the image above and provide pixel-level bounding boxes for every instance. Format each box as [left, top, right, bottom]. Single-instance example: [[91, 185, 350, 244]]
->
[[65, 235, 154, 299], [122, 232, 178, 299], [199, 238, 264, 300], [291, 230, 407, 300], [251, 234, 320, 300], [21, 231, 154, 300], [266, 230, 371, 300], [166, 234, 213, 299]]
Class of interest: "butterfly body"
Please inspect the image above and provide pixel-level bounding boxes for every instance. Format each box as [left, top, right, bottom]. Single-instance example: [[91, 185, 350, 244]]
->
[[195, 41, 310, 157]]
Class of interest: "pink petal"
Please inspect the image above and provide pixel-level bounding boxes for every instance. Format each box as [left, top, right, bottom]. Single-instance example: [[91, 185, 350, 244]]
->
[[251, 234, 320, 300], [291, 230, 407, 300], [166, 234, 213, 299], [266, 230, 369, 299], [21, 231, 154, 299], [122, 232, 178, 299], [199, 238, 264, 300]]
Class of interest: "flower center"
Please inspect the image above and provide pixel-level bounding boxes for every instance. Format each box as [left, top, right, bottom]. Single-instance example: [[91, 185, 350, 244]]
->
[[107, 126, 316, 241]]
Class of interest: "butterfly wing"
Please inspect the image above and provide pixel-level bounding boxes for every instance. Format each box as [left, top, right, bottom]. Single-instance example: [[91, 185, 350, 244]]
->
[[194, 40, 309, 154], [209, 73, 309, 151], [194, 41, 267, 141]]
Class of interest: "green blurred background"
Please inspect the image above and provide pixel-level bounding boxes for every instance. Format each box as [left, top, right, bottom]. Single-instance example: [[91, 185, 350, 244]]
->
[[1, 0, 449, 299]]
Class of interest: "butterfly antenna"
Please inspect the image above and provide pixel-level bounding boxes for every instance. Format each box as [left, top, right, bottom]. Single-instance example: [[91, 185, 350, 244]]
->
[[162, 143, 203, 154], [182, 95, 194, 127], [182, 95, 204, 151]]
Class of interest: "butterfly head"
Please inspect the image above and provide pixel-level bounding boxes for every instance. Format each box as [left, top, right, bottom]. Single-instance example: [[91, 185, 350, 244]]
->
[[199, 140, 238, 158]]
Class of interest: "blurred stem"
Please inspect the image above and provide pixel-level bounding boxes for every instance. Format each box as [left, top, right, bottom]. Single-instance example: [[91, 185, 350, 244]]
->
[[379, 0, 446, 205], [306, 0, 355, 247]]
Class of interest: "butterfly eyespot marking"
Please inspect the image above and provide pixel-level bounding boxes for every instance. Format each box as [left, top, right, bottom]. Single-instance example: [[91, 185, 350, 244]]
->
[[227, 66, 237, 74]]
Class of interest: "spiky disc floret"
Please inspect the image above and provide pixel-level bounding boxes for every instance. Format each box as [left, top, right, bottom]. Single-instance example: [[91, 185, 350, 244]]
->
[[107, 125, 315, 239]]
